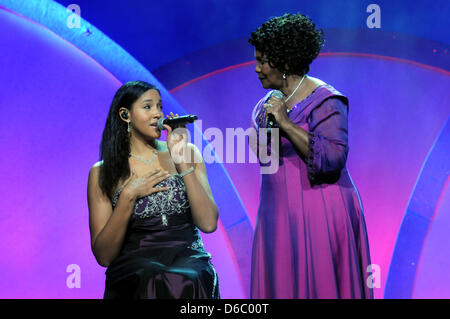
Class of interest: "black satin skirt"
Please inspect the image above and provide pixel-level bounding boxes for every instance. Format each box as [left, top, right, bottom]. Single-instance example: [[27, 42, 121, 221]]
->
[[103, 213, 220, 299]]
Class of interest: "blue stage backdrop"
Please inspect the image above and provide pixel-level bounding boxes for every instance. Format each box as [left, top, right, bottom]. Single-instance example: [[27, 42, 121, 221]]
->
[[0, 0, 448, 299]]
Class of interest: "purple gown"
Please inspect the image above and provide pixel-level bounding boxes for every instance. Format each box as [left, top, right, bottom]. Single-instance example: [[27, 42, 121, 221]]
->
[[250, 84, 373, 299], [104, 174, 220, 299]]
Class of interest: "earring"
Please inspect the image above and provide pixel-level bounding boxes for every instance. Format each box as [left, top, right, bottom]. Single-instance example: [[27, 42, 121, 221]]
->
[[283, 73, 287, 80], [127, 122, 131, 136]]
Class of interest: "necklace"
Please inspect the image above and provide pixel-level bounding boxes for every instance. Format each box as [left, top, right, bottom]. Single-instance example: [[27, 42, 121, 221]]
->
[[130, 150, 158, 166], [285, 75, 306, 103]]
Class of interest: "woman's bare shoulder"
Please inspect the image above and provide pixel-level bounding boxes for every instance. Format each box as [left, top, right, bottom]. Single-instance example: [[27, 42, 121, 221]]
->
[[89, 161, 103, 180], [91, 160, 103, 170]]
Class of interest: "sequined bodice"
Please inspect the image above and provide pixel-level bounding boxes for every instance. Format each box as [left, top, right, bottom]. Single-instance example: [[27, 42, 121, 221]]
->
[[112, 174, 190, 226]]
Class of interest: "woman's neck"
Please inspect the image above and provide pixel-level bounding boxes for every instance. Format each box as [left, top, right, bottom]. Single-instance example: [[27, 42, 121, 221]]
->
[[130, 135, 158, 156], [280, 75, 306, 98], [281, 75, 324, 107]]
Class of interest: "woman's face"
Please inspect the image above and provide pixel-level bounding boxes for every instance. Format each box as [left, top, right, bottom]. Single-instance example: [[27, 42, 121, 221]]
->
[[127, 89, 164, 140], [254, 50, 283, 89]]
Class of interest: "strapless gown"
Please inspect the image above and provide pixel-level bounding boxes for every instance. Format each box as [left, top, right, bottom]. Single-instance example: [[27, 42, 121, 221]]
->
[[103, 174, 220, 299]]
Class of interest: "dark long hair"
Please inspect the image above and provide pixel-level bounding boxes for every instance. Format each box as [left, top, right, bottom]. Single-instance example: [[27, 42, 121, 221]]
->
[[99, 80, 159, 201]]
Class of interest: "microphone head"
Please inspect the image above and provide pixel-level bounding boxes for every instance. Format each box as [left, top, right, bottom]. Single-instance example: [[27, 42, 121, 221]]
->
[[270, 90, 284, 99], [157, 114, 198, 130], [157, 117, 166, 130]]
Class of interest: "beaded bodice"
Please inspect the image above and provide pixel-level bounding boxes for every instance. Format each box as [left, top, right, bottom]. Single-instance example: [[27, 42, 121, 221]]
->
[[112, 174, 190, 226]]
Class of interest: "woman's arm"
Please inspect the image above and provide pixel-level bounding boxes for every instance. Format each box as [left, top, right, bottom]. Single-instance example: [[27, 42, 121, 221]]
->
[[279, 120, 310, 158], [163, 112, 219, 233], [175, 144, 219, 233], [268, 97, 349, 182], [283, 98, 349, 180], [88, 164, 170, 266], [87, 164, 136, 267]]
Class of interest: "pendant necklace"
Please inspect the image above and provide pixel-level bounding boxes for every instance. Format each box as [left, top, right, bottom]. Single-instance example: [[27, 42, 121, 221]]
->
[[285, 75, 306, 114]]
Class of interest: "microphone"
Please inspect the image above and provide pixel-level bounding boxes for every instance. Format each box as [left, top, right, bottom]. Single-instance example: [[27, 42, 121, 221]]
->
[[266, 90, 284, 131], [157, 114, 198, 130]]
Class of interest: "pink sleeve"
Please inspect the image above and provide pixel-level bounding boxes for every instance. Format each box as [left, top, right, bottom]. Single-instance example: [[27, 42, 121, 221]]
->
[[305, 97, 349, 184]]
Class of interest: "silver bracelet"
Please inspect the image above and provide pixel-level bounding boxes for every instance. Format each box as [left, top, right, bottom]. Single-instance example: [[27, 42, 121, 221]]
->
[[178, 166, 194, 178]]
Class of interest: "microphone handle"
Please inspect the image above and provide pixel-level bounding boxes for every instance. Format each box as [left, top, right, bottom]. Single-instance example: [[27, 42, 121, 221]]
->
[[167, 115, 197, 124], [265, 90, 283, 130], [267, 113, 276, 129], [157, 115, 198, 130]]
